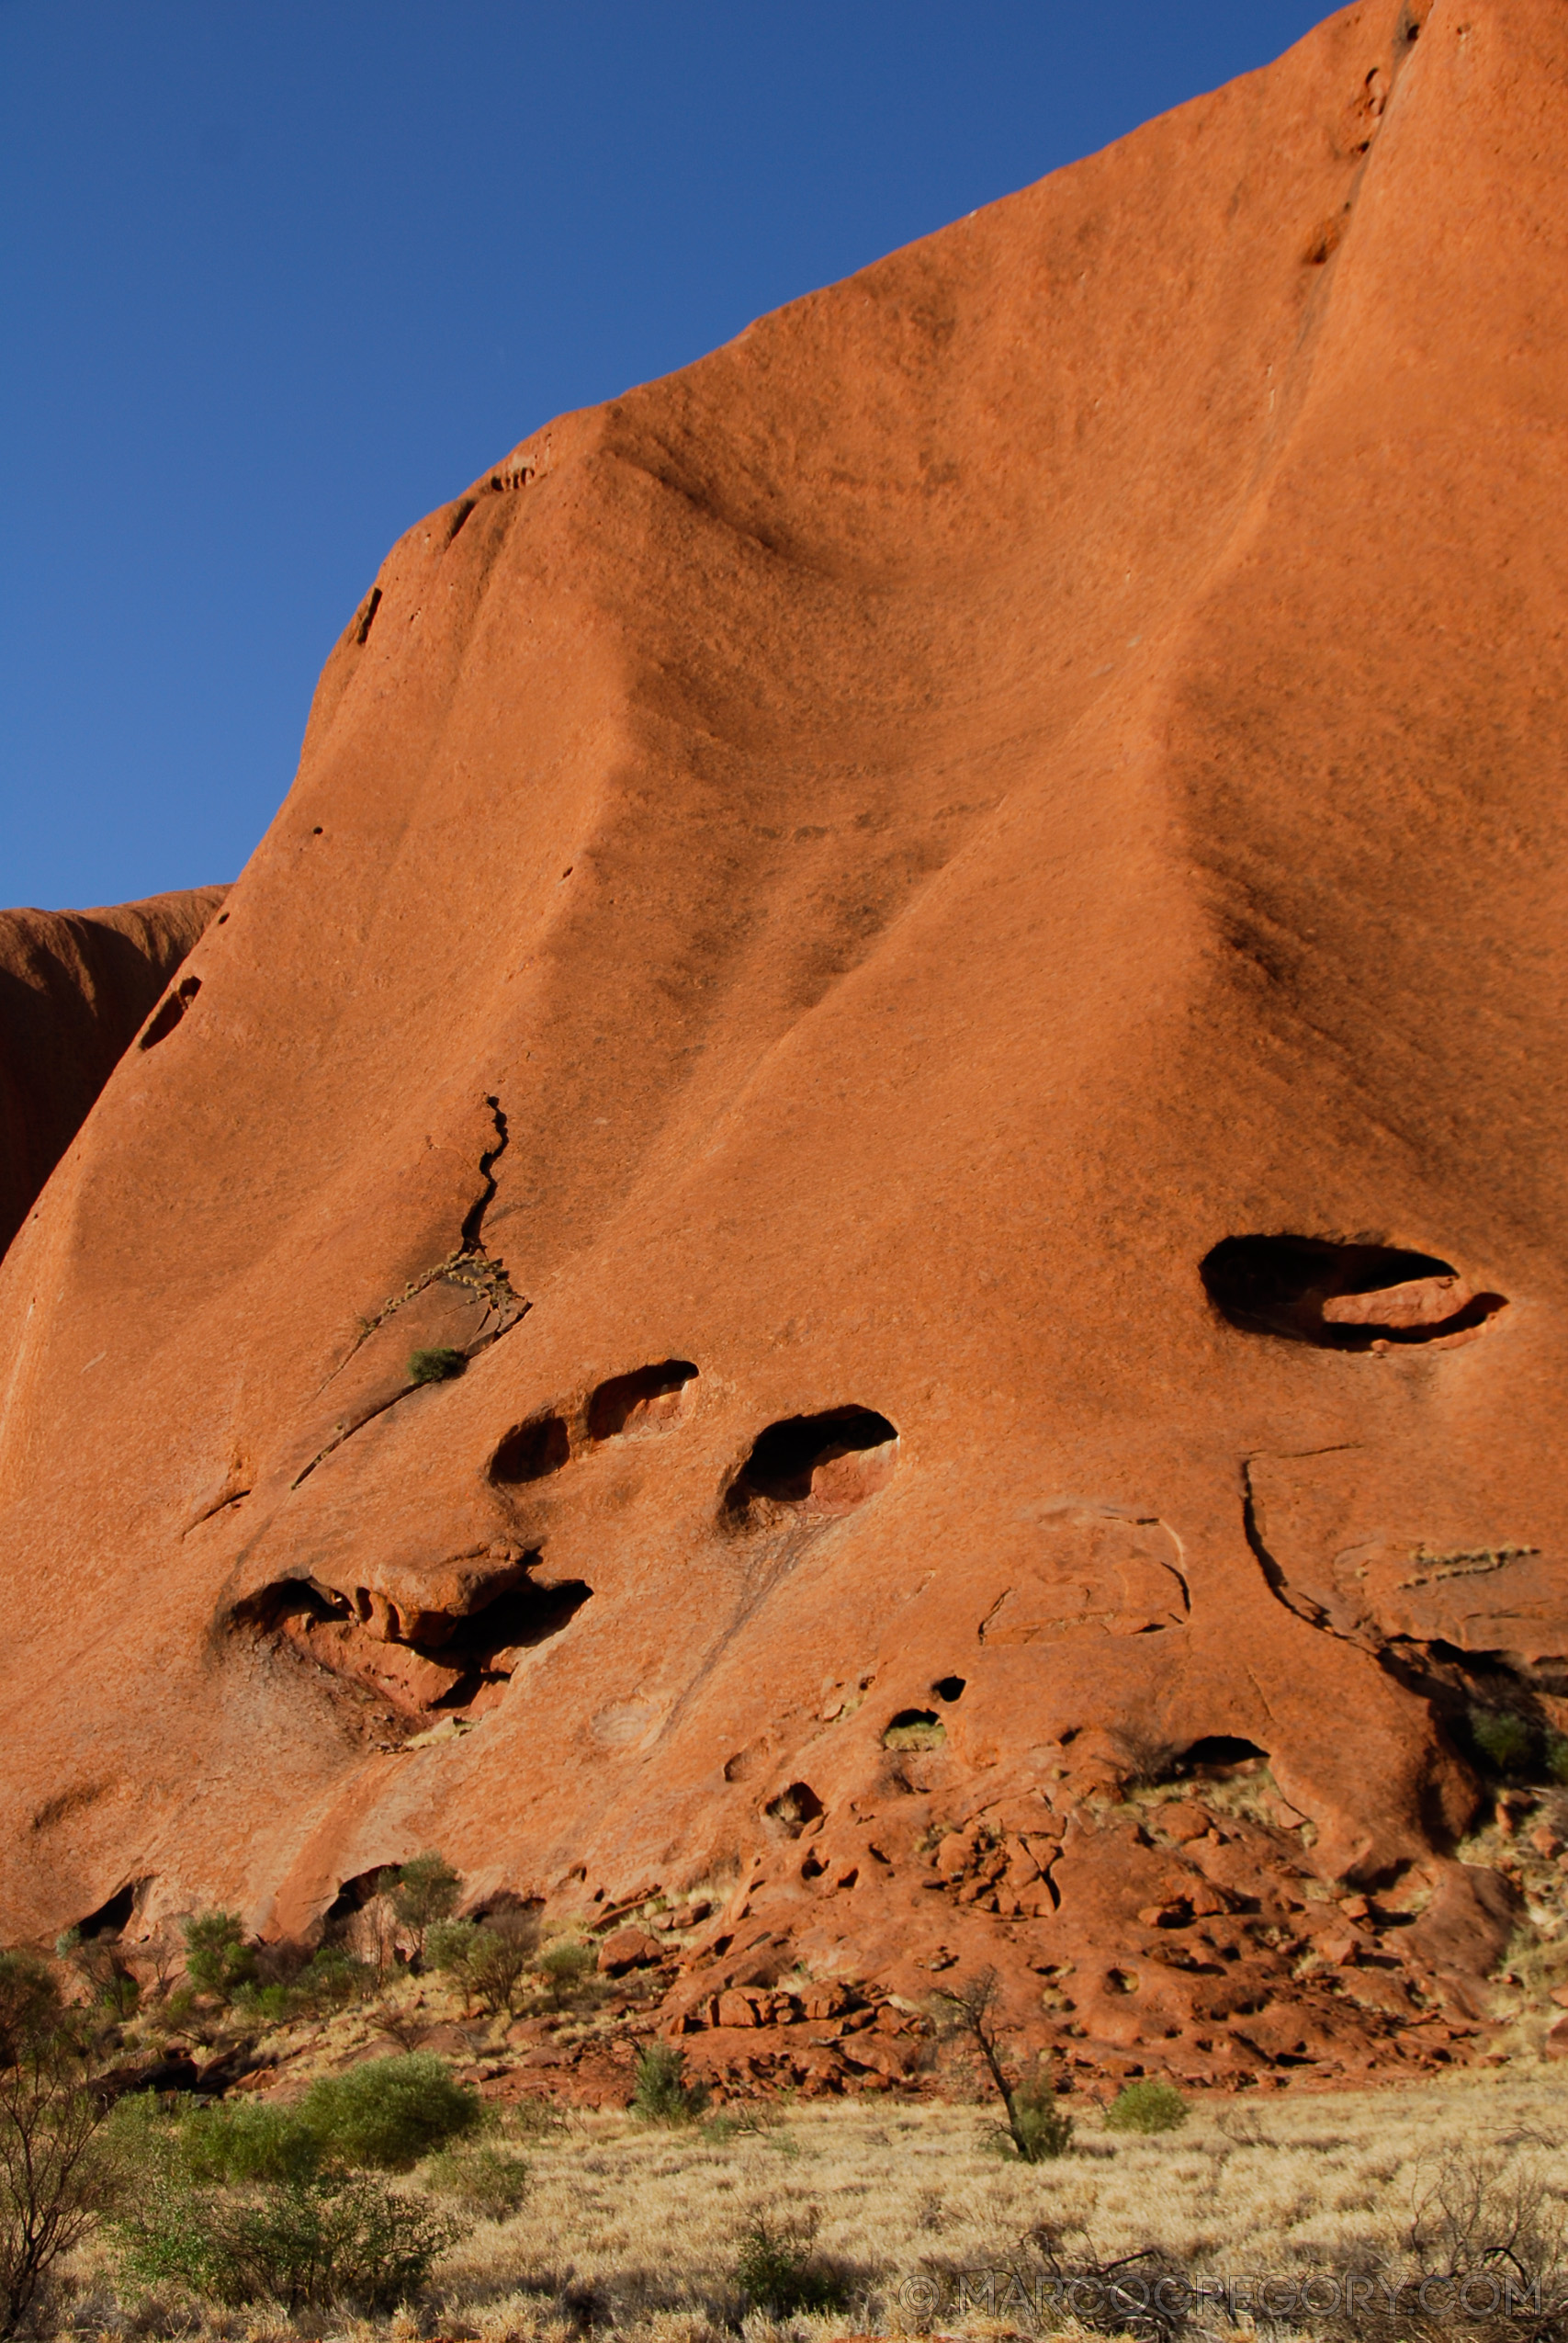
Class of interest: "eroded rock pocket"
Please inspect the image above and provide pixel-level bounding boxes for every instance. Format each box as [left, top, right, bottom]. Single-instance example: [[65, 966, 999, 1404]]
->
[[1201, 1235, 1506, 1349], [588, 1359, 697, 1441], [725, 1406, 897, 1525], [234, 1557, 590, 1730], [490, 1413, 571, 1483], [139, 974, 199, 1050]]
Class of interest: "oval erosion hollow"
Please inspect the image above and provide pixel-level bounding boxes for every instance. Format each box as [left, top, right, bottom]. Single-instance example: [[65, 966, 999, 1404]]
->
[[724, 1406, 898, 1526], [1201, 1234, 1506, 1349], [233, 1562, 592, 1729]]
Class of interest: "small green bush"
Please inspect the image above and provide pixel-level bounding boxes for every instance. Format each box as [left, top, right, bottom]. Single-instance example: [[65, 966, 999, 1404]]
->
[[299, 1943, 369, 2010], [407, 1348, 467, 1387], [0, 1950, 65, 2064], [630, 2042, 708, 2126], [178, 2100, 323, 2189], [533, 1938, 594, 2007], [423, 2143, 529, 2220], [383, 1852, 463, 1961], [1548, 1734, 1568, 1785], [1104, 2078, 1189, 2135], [1007, 2070, 1075, 2162], [300, 2053, 481, 2171], [733, 2217, 847, 2316], [113, 2173, 461, 2311], [429, 1919, 532, 2017], [1470, 1705, 1536, 1776], [182, 1911, 256, 2003]]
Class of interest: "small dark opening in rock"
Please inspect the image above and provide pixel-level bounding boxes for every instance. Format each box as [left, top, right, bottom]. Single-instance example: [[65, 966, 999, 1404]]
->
[[1178, 1736, 1269, 1775], [764, 1782, 825, 1838], [726, 1405, 897, 1519], [588, 1359, 697, 1441], [491, 1413, 571, 1483], [76, 1882, 139, 1940], [322, 1869, 389, 1927], [932, 1675, 966, 1703], [882, 1709, 947, 1750], [1201, 1234, 1504, 1348], [139, 975, 199, 1051], [428, 1578, 592, 1706]]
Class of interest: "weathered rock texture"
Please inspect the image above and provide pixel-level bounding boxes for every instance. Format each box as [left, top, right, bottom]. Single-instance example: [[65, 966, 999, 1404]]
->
[[0, 889, 226, 1262], [4, 0, 1567, 2089]]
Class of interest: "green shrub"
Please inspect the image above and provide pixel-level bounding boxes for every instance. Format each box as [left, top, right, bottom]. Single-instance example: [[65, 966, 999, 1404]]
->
[[114, 2172, 460, 2311], [53, 1929, 139, 2020], [1469, 1706, 1535, 1776], [429, 1920, 531, 2018], [0, 2016, 118, 2335], [299, 1944, 369, 2010], [733, 2216, 847, 2316], [178, 2101, 323, 2189], [1547, 1734, 1568, 1785], [300, 2054, 481, 2171], [383, 1852, 463, 1963], [233, 1980, 296, 2026], [423, 2142, 529, 2220], [0, 1952, 65, 2066], [182, 1912, 256, 2003], [1104, 2078, 1189, 2135], [630, 2042, 708, 2126], [407, 1348, 467, 1387], [533, 1938, 594, 2007], [1007, 2067, 1075, 2161]]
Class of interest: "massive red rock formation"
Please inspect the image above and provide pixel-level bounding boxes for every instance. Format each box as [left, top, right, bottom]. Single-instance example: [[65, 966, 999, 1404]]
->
[[0, 889, 226, 1262], [4, 0, 1567, 2088]]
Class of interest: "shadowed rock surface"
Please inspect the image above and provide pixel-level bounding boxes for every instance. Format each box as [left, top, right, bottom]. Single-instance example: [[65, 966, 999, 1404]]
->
[[0, 889, 227, 1261], [3, 0, 1567, 2089]]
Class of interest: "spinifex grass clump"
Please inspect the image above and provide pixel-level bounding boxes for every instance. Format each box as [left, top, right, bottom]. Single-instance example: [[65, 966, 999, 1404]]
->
[[733, 2214, 848, 2316], [423, 2142, 530, 2220], [408, 1346, 467, 1385], [1105, 2078, 1189, 2134]]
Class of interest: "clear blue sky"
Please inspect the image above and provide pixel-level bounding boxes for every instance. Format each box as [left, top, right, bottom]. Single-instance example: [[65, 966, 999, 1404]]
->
[[1, 2, 1329, 911]]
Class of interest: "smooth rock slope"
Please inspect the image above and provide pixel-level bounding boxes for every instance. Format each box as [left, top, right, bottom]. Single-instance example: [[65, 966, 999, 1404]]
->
[[0, 889, 226, 1262], [3, 0, 1566, 2086]]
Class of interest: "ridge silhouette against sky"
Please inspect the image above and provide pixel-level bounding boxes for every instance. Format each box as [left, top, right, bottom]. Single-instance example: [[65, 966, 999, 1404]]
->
[[1, 1, 1327, 911]]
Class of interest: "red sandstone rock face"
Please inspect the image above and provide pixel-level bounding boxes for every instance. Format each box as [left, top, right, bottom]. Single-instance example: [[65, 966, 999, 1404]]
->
[[0, 889, 226, 1262], [3, 0, 1567, 2088]]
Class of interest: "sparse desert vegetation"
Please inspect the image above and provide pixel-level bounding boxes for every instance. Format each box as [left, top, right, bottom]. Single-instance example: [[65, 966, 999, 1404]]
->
[[9, 1844, 1568, 2338]]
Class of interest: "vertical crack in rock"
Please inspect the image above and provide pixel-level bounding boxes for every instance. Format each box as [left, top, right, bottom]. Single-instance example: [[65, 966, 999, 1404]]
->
[[294, 1101, 525, 1485], [461, 1096, 509, 1251]]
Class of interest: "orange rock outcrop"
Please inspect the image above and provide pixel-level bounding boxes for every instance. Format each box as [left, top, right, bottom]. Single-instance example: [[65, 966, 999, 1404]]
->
[[0, 889, 225, 1262], [3, 0, 1567, 2089]]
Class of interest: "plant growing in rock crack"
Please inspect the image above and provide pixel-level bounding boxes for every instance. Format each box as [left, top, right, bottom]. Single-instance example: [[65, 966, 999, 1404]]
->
[[407, 1346, 467, 1386], [927, 1967, 1074, 2161]]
